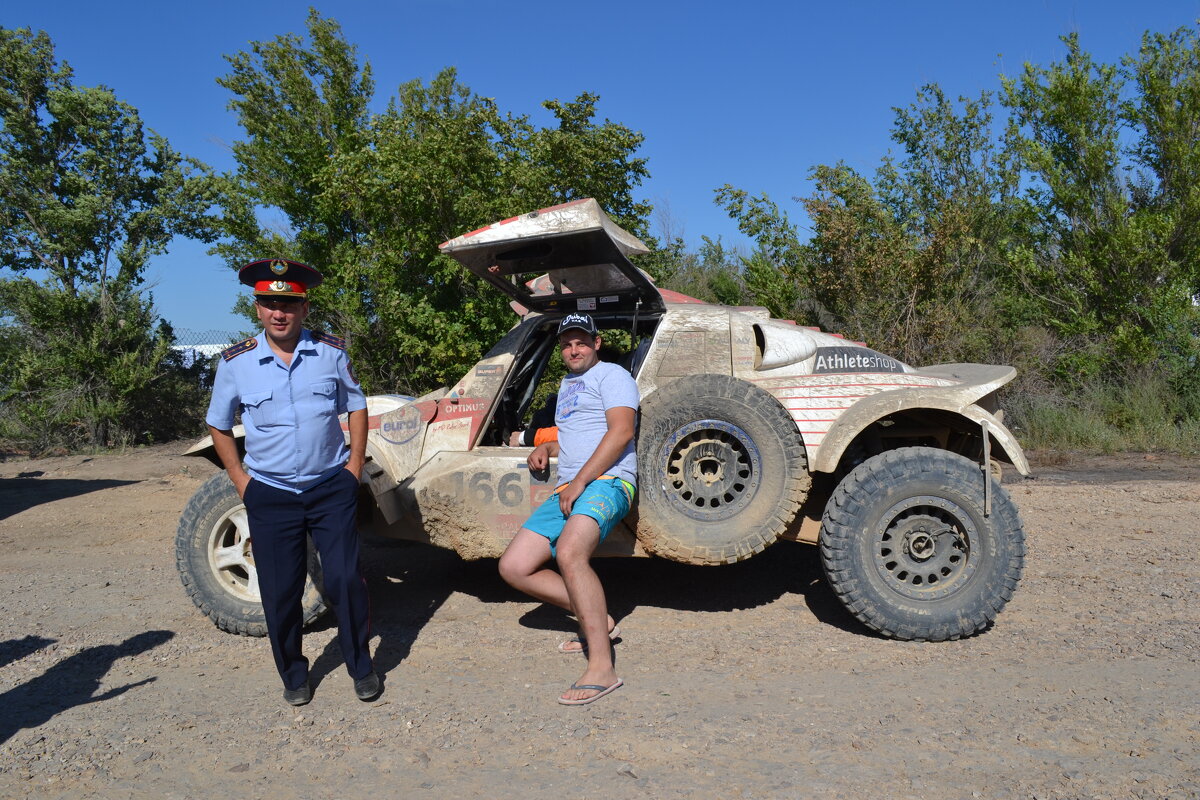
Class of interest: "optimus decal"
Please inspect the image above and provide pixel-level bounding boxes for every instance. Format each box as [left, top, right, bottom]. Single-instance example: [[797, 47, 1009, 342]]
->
[[434, 396, 491, 444]]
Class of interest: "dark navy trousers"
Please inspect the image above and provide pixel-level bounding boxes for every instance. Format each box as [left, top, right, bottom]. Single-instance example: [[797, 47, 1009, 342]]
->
[[244, 469, 372, 690]]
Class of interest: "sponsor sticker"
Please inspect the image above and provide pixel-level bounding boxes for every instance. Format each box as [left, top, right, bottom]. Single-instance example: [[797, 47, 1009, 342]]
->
[[378, 405, 424, 445], [813, 346, 905, 374], [576, 297, 597, 310], [439, 397, 489, 416], [475, 364, 504, 376], [600, 295, 619, 304]]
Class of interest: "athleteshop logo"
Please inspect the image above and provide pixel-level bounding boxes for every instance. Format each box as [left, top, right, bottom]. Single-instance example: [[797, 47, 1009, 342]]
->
[[813, 346, 905, 374]]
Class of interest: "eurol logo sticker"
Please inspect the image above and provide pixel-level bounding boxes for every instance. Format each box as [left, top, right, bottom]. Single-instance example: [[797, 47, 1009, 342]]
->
[[379, 405, 424, 444], [813, 346, 905, 374]]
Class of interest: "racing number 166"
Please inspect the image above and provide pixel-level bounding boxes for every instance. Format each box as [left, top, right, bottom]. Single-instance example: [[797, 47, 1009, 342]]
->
[[450, 471, 525, 507]]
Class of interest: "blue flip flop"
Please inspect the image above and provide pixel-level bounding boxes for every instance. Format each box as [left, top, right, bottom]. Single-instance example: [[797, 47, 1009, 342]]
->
[[558, 678, 624, 705]]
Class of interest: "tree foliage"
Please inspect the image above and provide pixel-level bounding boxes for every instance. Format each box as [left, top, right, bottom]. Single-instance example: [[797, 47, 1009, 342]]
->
[[10, 15, 1200, 452], [716, 87, 1015, 366], [0, 26, 218, 452], [713, 24, 1200, 410], [640, 234, 749, 307], [999, 31, 1200, 383], [215, 11, 650, 394], [0, 279, 210, 450]]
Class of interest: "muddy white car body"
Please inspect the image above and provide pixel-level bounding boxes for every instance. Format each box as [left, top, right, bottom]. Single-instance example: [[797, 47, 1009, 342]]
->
[[178, 198, 1028, 642]]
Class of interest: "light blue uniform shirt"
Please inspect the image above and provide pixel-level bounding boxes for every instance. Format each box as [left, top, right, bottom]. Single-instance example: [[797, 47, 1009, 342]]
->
[[205, 329, 367, 493]]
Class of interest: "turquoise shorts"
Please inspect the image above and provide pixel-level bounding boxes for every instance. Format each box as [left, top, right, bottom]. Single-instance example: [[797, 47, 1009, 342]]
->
[[522, 477, 634, 558]]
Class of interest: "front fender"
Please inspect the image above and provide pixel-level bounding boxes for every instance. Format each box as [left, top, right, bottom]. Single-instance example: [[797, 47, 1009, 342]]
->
[[810, 364, 1029, 476]]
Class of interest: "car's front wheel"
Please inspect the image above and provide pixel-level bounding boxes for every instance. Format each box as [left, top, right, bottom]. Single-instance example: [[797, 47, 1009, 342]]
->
[[819, 447, 1025, 641], [175, 472, 327, 636]]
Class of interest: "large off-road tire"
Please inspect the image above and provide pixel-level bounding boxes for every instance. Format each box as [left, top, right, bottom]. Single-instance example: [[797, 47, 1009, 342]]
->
[[176, 472, 328, 637], [635, 374, 810, 565], [819, 447, 1025, 641]]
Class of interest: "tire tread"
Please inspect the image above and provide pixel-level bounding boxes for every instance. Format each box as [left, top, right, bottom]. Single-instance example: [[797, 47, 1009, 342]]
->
[[819, 447, 1025, 642], [636, 374, 810, 566]]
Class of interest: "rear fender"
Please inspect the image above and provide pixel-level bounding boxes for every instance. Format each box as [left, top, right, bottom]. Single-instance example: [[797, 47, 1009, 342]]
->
[[183, 393, 417, 474], [182, 427, 243, 468]]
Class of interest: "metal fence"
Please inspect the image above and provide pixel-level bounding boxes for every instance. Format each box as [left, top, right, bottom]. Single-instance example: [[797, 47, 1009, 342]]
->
[[170, 330, 246, 370], [171, 329, 246, 347]]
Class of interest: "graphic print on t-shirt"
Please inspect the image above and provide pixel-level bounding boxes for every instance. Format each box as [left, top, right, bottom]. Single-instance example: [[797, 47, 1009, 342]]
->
[[556, 378, 584, 421]]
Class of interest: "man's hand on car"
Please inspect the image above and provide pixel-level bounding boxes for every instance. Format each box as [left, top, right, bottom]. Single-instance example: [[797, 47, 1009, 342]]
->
[[527, 441, 556, 471]]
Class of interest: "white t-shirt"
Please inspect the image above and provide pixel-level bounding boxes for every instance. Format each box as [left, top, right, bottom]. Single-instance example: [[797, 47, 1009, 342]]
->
[[554, 361, 639, 486]]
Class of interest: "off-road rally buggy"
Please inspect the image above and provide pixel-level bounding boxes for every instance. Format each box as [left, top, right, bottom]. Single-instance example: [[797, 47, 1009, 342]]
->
[[177, 198, 1028, 643]]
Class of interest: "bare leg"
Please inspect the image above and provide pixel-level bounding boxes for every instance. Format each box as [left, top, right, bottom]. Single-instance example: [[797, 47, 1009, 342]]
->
[[499, 528, 616, 631], [554, 515, 619, 702], [498, 528, 570, 610]]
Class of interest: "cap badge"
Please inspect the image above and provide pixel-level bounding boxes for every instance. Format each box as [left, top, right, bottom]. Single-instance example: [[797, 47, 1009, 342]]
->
[[270, 260, 288, 275], [269, 280, 289, 292]]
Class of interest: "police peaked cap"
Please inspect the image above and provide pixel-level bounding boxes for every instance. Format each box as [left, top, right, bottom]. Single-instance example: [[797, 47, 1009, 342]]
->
[[239, 258, 323, 298]]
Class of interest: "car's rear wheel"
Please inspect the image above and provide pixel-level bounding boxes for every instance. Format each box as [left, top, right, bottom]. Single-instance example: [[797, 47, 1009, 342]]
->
[[819, 447, 1025, 641], [635, 374, 810, 565], [176, 472, 327, 636]]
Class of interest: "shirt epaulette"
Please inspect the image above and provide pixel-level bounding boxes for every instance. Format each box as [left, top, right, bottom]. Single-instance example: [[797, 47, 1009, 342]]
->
[[221, 338, 258, 361], [312, 331, 347, 350]]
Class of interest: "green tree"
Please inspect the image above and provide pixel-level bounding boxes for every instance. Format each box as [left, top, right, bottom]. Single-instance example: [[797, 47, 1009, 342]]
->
[[213, 9, 373, 270], [1002, 32, 1199, 380], [639, 234, 748, 306], [718, 87, 1014, 365], [1122, 25, 1200, 397], [712, 188, 808, 319], [216, 12, 651, 394], [0, 26, 218, 451]]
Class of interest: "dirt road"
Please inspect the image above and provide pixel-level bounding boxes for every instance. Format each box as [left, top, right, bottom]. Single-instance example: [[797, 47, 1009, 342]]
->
[[0, 445, 1197, 799]]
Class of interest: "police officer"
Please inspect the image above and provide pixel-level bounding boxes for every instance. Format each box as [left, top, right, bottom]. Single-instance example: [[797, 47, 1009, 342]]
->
[[205, 258, 380, 706]]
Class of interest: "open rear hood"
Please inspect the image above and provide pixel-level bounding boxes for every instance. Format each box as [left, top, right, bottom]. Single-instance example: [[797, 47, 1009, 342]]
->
[[439, 198, 665, 315]]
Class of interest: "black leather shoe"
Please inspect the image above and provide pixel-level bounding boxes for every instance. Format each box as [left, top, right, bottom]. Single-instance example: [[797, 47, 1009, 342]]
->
[[353, 671, 382, 701], [283, 681, 312, 706]]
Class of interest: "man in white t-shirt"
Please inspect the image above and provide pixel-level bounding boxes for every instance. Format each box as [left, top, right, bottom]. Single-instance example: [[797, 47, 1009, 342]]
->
[[498, 312, 638, 705]]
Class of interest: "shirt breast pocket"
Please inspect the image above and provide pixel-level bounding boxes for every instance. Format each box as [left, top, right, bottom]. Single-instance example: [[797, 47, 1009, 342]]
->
[[242, 390, 279, 428], [310, 380, 338, 416]]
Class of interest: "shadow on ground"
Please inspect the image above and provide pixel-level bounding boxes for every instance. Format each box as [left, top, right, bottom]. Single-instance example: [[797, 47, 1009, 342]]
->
[[0, 630, 174, 746], [320, 537, 866, 683], [0, 478, 139, 520], [0, 635, 56, 670]]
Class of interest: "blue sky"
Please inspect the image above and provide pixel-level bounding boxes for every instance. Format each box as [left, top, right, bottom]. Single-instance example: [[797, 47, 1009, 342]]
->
[[5, 1, 1200, 336]]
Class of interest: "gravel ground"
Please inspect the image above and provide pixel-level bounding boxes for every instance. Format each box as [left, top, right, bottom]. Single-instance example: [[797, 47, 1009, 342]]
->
[[0, 444, 1197, 799]]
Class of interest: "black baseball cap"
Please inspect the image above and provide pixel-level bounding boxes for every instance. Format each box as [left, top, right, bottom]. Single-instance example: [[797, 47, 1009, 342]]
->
[[557, 312, 598, 336]]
